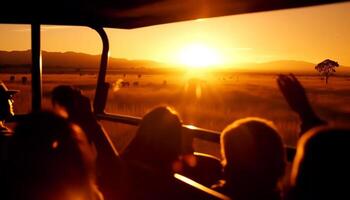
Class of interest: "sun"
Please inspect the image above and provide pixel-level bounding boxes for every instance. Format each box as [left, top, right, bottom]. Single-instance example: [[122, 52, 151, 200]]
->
[[178, 44, 222, 69]]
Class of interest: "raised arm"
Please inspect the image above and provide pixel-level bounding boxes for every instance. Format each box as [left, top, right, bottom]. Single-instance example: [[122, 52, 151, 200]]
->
[[277, 74, 326, 136]]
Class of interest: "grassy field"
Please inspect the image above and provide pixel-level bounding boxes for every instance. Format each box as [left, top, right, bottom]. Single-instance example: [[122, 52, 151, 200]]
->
[[2, 72, 350, 157]]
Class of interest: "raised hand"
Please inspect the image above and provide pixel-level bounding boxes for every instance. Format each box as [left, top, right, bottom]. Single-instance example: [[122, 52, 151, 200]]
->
[[277, 74, 325, 135], [277, 74, 312, 116]]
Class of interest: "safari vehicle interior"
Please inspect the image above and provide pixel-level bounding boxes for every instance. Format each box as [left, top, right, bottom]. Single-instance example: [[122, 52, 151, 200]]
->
[[1, 0, 349, 199]]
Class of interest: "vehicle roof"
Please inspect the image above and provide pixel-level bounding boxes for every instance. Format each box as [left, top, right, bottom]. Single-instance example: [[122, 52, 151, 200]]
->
[[1, 0, 348, 29]]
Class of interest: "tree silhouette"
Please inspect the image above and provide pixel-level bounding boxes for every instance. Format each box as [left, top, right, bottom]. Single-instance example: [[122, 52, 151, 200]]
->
[[315, 59, 339, 84]]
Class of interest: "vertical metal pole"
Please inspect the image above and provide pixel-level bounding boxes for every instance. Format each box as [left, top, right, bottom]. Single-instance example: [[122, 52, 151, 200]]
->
[[91, 26, 109, 114], [31, 24, 42, 111]]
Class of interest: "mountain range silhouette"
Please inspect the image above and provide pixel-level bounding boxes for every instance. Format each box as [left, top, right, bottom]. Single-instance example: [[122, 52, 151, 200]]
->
[[0, 50, 349, 74]]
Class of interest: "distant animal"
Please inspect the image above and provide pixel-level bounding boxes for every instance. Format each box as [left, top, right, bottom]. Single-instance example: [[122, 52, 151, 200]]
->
[[120, 81, 130, 87], [163, 80, 167, 86], [133, 81, 139, 87], [21, 76, 28, 84], [138, 74, 142, 78], [9, 75, 15, 82], [75, 68, 82, 76]]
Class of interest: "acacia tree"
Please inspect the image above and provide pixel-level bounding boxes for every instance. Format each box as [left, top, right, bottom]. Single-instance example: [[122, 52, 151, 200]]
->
[[315, 59, 339, 84]]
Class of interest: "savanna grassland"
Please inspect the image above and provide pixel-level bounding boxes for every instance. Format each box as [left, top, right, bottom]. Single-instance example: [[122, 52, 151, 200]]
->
[[2, 72, 350, 157]]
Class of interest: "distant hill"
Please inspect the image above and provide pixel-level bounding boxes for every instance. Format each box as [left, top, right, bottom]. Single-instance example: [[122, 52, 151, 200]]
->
[[0, 50, 167, 72], [0, 50, 349, 75]]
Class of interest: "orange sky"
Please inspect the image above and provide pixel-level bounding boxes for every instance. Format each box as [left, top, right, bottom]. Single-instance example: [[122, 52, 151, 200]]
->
[[0, 2, 349, 66]]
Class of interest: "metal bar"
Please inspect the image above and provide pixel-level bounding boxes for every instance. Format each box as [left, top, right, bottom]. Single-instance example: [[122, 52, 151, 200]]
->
[[31, 23, 42, 111], [91, 26, 110, 114], [183, 124, 221, 143], [96, 113, 296, 160], [96, 113, 141, 126], [174, 173, 231, 200], [95, 113, 220, 141]]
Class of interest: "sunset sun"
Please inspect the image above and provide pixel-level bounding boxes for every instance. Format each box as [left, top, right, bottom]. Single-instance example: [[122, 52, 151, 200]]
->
[[178, 44, 222, 69]]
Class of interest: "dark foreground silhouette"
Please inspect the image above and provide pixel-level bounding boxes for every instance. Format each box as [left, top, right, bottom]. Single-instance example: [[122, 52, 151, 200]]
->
[[52, 85, 124, 200], [3, 111, 103, 200], [290, 126, 350, 200]]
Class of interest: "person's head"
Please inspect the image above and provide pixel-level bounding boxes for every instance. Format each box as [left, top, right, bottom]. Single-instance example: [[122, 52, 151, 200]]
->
[[51, 85, 82, 118], [6, 111, 100, 200], [0, 82, 18, 120], [290, 126, 350, 200], [124, 106, 182, 169], [221, 118, 286, 192]]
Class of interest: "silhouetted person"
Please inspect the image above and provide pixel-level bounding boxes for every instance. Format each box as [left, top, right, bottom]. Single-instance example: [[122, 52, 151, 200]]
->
[[123, 106, 182, 173], [51, 85, 123, 200], [277, 74, 326, 136], [0, 82, 18, 175], [213, 118, 286, 200], [0, 82, 18, 135], [289, 126, 350, 200], [4, 111, 102, 200], [122, 106, 187, 200]]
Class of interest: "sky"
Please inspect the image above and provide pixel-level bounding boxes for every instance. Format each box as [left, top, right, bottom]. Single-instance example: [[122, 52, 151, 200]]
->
[[0, 2, 349, 66]]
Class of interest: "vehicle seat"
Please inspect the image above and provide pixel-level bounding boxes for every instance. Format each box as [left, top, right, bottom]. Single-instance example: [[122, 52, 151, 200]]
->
[[123, 159, 229, 200], [180, 152, 222, 187]]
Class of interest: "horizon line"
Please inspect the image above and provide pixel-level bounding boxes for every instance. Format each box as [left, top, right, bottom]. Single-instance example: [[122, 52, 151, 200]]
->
[[0, 49, 349, 67]]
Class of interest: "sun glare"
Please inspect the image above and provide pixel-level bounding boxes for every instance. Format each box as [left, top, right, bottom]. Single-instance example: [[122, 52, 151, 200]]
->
[[178, 44, 222, 69]]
